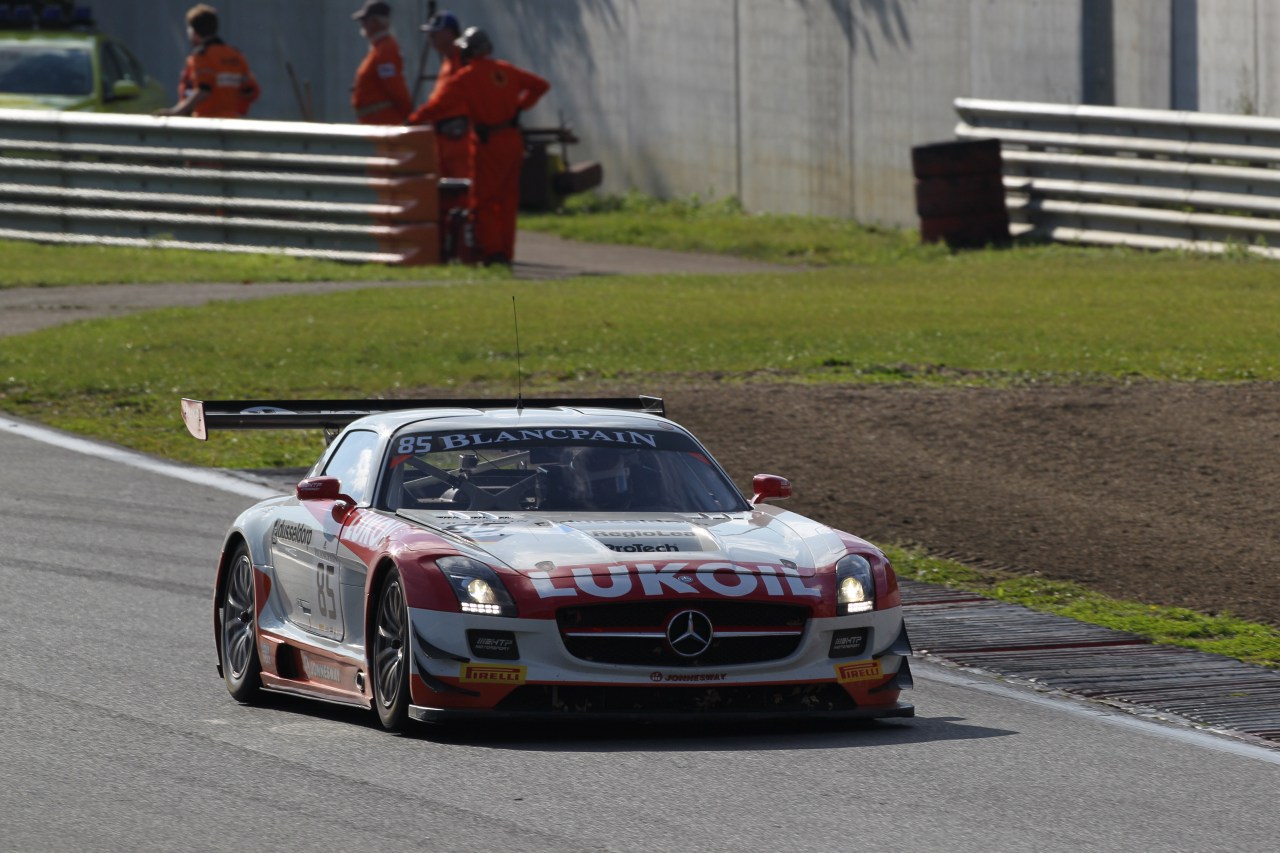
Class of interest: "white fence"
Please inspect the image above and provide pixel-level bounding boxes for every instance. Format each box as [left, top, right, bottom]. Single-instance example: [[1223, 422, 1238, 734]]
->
[[954, 98, 1280, 258], [0, 109, 440, 265]]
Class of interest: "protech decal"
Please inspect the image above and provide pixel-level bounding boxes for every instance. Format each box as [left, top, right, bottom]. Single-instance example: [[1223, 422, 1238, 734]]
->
[[592, 530, 695, 553], [272, 519, 313, 547], [529, 562, 822, 600], [459, 664, 527, 684], [835, 660, 884, 683], [397, 429, 659, 455]]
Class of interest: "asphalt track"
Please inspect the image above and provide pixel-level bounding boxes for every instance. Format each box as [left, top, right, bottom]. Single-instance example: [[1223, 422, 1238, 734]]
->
[[3, 414, 1280, 853]]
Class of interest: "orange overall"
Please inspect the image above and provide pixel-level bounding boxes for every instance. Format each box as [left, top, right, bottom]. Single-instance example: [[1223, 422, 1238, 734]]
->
[[351, 33, 412, 125], [408, 56, 549, 261], [428, 48, 470, 180], [179, 38, 258, 118]]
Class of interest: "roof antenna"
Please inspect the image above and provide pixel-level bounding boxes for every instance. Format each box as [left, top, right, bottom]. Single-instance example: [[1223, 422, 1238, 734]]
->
[[512, 295, 524, 413]]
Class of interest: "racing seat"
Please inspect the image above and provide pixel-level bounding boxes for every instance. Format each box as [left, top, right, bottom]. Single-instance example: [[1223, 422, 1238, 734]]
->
[[534, 464, 573, 510]]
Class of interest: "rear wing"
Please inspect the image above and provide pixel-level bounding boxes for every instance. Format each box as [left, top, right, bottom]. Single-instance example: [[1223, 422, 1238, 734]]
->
[[180, 396, 666, 441]]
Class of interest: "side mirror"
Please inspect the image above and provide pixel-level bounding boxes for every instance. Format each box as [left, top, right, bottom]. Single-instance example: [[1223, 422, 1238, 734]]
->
[[297, 476, 341, 501], [751, 474, 792, 505], [297, 476, 357, 521], [109, 79, 141, 101]]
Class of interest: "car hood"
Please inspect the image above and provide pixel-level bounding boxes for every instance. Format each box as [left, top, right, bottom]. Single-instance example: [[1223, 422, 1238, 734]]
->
[[0, 92, 94, 110], [397, 509, 848, 576]]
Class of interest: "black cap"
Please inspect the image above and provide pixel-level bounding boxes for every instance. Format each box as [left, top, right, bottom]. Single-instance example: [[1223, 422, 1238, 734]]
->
[[352, 1, 391, 20]]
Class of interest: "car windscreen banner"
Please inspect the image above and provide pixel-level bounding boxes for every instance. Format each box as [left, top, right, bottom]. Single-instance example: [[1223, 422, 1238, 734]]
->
[[390, 427, 699, 459]]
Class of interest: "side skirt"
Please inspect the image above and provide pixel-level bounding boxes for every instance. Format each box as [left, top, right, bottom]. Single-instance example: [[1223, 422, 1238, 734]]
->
[[260, 673, 372, 710]]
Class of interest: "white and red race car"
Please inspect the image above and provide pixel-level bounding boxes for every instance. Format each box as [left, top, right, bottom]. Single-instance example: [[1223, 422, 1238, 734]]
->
[[182, 396, 914, 730]]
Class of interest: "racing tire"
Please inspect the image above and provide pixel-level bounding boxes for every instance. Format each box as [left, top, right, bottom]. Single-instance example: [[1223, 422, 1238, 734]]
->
[[219, 543, 262, 703], [372, 568, 412, 732]]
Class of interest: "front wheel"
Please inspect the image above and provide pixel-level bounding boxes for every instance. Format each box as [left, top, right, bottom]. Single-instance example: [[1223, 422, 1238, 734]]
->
[[371, 567, 412, 731], [219, 543, 262, 702]]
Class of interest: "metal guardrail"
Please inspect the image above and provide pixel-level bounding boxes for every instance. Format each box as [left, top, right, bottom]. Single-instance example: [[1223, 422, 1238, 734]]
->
[[0, 109, 440, 265], [954, 98, 1280, 258]]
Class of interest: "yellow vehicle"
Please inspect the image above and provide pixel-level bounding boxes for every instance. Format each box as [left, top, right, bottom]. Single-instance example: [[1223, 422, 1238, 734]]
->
[[0, 5, 165, 113]]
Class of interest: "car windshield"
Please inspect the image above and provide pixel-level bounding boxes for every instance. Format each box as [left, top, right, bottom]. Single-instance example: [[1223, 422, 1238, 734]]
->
[[0, 43, 93, 95], [382, 426, 749, 514]]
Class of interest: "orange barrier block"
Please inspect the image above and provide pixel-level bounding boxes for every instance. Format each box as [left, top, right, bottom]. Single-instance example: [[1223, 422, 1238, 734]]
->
[[368, 126, 437, 176], [377, 222, 440, 266], [371, 174, 438, 223]]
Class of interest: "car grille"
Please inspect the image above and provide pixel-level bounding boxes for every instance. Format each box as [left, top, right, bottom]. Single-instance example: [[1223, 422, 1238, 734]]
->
[[556, 600, 809, 667], [495, 683, 856, 715]]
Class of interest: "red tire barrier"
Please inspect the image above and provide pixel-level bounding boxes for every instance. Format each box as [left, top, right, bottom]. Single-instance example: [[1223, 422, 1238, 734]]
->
[[911, 138, 1003, 179], [913, 138, 1009, 249]]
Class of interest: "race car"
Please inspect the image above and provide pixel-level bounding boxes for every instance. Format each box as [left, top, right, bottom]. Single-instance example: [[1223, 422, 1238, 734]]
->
[[182, 396, 914, 730]]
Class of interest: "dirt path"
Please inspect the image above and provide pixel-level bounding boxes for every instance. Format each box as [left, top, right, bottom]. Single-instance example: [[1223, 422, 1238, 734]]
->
[[3, 234, 1275, 627]]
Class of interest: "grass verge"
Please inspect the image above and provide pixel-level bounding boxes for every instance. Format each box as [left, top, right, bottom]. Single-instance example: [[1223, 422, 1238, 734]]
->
[[888, 545, 1280, 669], [0, 241, 509, 288], [521, 192, 945, 265], [1, 264, 1278, 465]]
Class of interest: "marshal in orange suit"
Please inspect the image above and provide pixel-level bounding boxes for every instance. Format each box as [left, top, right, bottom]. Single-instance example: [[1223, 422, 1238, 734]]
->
[[350, 1, 413, 125], [421, 10, 469, 180], [158, 4, 259, 118], [407, 27, 549, 263]]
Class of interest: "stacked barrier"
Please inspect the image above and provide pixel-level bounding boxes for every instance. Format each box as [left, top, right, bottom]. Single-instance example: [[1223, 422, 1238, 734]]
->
[[911, 138, 1009, 249], [953, 98, 1280, 258], [0, 108, 440, 265]]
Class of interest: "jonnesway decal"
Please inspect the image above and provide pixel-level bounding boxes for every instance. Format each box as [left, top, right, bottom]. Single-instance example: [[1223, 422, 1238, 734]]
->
[[529, 562, 822, 599], [302, 654, 341, 683], [650, 672, 728, 683]]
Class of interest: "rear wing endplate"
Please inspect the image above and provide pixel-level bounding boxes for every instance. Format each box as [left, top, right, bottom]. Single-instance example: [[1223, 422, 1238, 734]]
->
[[180, 396, 665, 441]]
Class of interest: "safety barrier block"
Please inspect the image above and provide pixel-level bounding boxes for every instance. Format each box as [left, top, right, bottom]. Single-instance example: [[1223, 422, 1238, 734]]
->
[[377, 222, 440, 266], [367, 126, 438, 176], [371, 174, 438, 223]]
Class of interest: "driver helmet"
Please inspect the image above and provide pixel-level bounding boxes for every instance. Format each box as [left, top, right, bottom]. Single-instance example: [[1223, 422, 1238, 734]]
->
[[568, 447, 632, 509]]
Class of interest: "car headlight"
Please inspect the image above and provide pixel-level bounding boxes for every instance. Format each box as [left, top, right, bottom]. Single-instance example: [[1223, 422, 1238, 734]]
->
[[437, 556, 518, 617], [836, 554, 875, 614]]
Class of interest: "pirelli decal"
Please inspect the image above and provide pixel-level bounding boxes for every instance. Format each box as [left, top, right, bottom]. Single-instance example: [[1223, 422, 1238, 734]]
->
[[459, 664, 527, 685], [835, 660, 884, 684]]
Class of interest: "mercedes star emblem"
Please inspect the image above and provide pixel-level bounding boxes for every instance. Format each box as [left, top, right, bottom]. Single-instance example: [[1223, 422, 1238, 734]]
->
[[666, 609, 714, 658]]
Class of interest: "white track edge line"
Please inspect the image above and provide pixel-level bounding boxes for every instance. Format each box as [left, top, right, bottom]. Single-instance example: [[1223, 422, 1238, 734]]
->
[[1, 415, 282, 501]]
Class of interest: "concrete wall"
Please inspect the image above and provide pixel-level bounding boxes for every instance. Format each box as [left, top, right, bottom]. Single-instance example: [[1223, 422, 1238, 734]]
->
[[1114, 0, 1171, 108], [89, 0, 1279, 227], [1193, 0, 1280, 117]]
